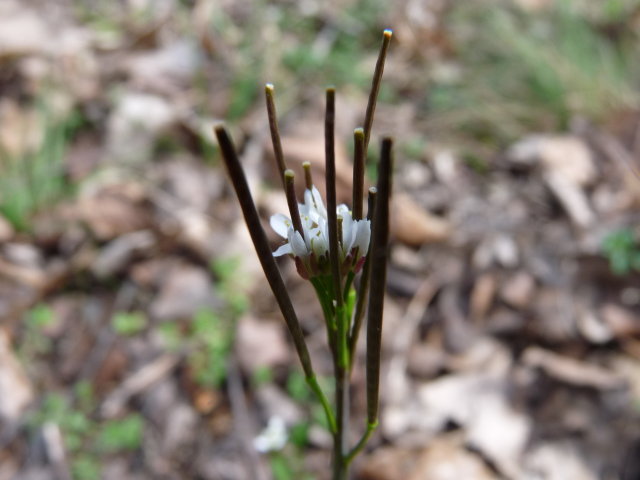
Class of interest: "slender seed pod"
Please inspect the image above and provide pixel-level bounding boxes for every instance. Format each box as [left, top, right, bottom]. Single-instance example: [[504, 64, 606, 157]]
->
[[284, 169, 304, 237], [352, 128, 365, 221], [325, 87, 342, 307], [363, 30, 392, 151], [348, 187, 377, 361], [303, 161, 313, 190], [265, 83, 287, 184], [215, 125, 312, 376], [366, 138, 393, 425]]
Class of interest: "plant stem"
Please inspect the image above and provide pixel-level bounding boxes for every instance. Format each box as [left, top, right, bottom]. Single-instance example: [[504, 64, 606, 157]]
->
[[333, 301, 351, 479], [333, 360, 350, 480], [345, 420, 378, 465], [306, 374, 337, 434]]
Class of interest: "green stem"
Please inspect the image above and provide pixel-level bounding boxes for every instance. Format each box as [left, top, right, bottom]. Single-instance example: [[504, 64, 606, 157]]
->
[[311, 277, 336, 329], [337, 304, 349, 369], [345, 421, 378, 465], [311, 276, 338, 361], [330, 303, 349, 479], [333, 328, 350, 480], [343, 271, 355, 303], [306, 374, 337, 434]]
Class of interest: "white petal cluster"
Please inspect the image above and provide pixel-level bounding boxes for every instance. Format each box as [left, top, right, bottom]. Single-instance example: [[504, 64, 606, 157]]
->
[[271, 186, 371, 278]]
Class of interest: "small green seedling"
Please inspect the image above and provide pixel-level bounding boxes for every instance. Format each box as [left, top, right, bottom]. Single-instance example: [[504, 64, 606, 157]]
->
[[602, 228, 640, 275]]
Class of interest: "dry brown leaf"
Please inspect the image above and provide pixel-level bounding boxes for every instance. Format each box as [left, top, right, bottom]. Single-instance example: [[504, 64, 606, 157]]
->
[[392, 193, 451, 246], [362, 427, 500, 480], [149, 263, 221, 321], [469, 272, 497, 322], [523, 442, 598, 480], [410, 432, 497, 480], [600, 303, 640, 338], [0, 100, 42, 158], [236, 316, 290, 373], [0, 1, 51, 57], [0, 328, 33, 422], [522, 346, 627, 390], [79, 184, 151, 240], [499, 271, 535, 309]]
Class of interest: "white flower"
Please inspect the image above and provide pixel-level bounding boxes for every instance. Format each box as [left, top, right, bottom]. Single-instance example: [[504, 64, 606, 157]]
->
[[271, 186, 371, 278], [253, 416, 288, 453]]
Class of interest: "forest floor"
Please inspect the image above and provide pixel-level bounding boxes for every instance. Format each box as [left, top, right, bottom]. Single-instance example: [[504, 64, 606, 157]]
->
[[1, 1, 640, 479]]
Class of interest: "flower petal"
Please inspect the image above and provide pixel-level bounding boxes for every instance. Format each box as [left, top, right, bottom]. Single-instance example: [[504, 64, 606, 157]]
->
[[353, 219, 371, 257], [310, 226, 329, 258], [338, 205, 354, 252], [273, 243, 293, 257], [270, 214, 292, 238], [311, 186, 327, 218], [288, 229, 309, 257]]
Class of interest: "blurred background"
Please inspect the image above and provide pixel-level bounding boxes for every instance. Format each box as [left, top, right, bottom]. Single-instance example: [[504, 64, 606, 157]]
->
[[1, 0, 640, 479]]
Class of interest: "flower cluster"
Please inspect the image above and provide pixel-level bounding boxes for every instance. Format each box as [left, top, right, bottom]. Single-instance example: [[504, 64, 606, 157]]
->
[[271, 186, 371, 279]]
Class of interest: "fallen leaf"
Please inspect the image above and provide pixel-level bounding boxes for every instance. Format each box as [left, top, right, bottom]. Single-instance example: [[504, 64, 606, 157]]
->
[[79, 184, 151, 240], [0, 328, 33, 422], [469, 272, 496, 322], [522, 346, 627, 390], [499, 271, 535, 309], [392, 193, 452, 246], [106, 92, 177, 166], [92, 230, 155, 278], [149, 264, 221, 321], [523, 442, 598, 480], [236, 316, 290, 373]]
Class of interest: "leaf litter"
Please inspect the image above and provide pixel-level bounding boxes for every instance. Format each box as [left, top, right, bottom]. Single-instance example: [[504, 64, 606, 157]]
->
[[0, 1, 639, 479]]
